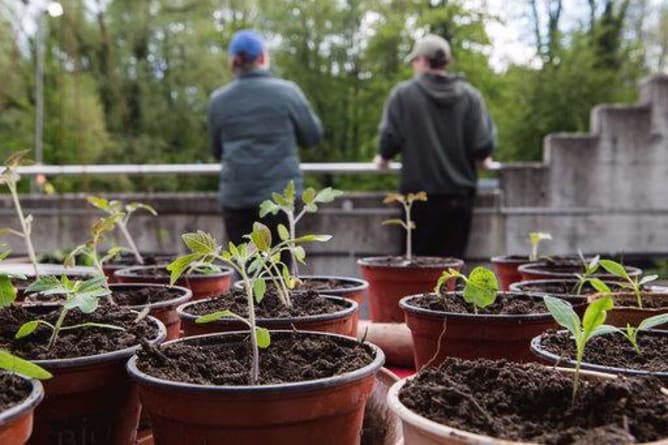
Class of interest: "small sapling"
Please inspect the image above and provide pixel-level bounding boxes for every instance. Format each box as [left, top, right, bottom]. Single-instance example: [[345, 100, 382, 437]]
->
[[573, 250, 601, 295], [382, 192, 427, 262], [435, 266, 499, 314], [543, 295, 617, 400], [614, 313, 668, 355], [598, 259, 657, 308], [528, 232, 552, 261]]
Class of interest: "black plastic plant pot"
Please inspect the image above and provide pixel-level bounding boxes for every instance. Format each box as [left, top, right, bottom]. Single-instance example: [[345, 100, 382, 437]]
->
[[177, 294, 359, 337], [27, 314, 167, 445], [530, 329, 668, 383], [126, 330, 385, 445], [518, 262, 642, 282], [0, 373, 44, 444]]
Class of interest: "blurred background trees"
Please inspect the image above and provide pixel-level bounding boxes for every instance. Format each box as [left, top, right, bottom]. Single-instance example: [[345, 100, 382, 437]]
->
[[0, 0, 665, 191]]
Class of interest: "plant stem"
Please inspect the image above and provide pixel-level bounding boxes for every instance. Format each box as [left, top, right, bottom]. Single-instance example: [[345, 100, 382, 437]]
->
[[633, 284, 643, 309], [9, 183, 39, 278], [287, 212, 298, 277], [268, 262, 291, 307], [572, 348, 583, 403], [47, 308, 68, 350], [241, 271, 260, 385], [118, 221, 143, 265], [404, 201, 412, 261]]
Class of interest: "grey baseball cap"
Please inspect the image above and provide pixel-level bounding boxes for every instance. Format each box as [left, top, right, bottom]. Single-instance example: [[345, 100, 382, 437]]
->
[[405, 34, 452, 63]]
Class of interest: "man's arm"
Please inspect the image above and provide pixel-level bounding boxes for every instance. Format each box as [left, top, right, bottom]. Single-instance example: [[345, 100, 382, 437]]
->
[[466, 92, 496, 161], [376, 86, 403, 166], [208, 96, 223, 161], [288, 85, 323, 148]]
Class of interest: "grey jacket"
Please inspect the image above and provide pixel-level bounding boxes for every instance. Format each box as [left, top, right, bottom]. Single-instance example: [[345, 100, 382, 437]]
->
[[379, 73, 495, 195], [209, 69, 322, 209]]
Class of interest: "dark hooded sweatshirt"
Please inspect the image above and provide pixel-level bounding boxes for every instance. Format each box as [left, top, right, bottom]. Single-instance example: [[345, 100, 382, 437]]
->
[[378, 73, 495, 195]]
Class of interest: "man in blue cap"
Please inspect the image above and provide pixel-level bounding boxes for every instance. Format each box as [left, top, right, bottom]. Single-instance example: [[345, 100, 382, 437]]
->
[[209, 30, 323, 249]]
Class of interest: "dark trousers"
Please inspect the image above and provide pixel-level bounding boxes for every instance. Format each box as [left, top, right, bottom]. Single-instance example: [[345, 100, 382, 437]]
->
[[222, 206, 291, 266], [403, 194, 474, 259]]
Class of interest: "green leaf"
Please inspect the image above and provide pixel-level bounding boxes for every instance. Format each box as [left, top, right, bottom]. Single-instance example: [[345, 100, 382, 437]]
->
[[582, 296, 614, 338], [639, 275, 658, 286], [255, 327, 271, 348], [250, 222, 272, 252], [0, 249, 12, 261], [544, 296, 581, 337], [0, 350, 52, 380], [434, 269, 460, 293], [59, 322, 125, 333], [598, 260, 629, 279], [0, 275, 17, 307], [195, 309, 248, 325], [589, 278, 612, 295], [253, 278, 266, 303], [271, 192, 288, 207], [382, 218, 406, 227], [586, 255, 601, 274], [182, 231, 218, 255], [65, 293, 101, 314], [166, 253, 202, 285], [100, 246, 129, 265], [293, 246, 306, 264], [259, 200, 280, 218], [25, 276, 63, 294], [589, 324, 620, 340], [15, 321, 40, 339], [5, 150, 32, 168], [86, 196, 110, 211], [126, 202, 158, 216], [77, 276, 108, 293], [277, 224, 290, 241], [314, 187, 343, 204], [529, 232, 552, 246], [462, 267, 498, 309], [292, 234, 332, 243], [301, 187, 316, 205], [284, 180, 296, 204], [637, 313, 668, 331]]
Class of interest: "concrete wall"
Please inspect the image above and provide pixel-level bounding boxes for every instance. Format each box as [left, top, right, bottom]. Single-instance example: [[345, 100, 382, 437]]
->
[[1, 74, 668, 275]]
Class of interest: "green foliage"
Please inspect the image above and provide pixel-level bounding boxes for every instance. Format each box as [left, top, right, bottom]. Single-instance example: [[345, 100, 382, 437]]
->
[[573, 251, 601, 295], [382, 192, 427, 260], [613, 313, 668, 355], [598, 259, 657, 308], [543, 295, 617, 400], [435, 266, 499, 313], [0, 350, 52, 380]]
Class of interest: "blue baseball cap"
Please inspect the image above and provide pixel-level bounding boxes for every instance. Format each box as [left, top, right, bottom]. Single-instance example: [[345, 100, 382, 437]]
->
[[228, 30, 265, 60]]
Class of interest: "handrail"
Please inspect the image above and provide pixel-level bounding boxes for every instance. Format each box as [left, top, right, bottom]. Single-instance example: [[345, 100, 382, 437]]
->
[[15, 162, 403, 176]]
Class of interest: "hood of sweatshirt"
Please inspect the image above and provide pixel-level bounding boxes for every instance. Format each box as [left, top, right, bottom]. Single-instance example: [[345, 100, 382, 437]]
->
[[415, 73, 465, 106]]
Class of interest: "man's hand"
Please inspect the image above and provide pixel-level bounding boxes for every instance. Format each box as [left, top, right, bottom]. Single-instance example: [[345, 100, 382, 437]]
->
[[477, 156, 501, 171], [373, 154, 391, 170]]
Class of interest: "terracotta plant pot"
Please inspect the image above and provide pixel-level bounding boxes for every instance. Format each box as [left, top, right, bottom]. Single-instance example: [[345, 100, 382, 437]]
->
[[490, 255, 531, 291], [110, 283, 192, 340], [386, 366, 636, 445], [0, 374, 44, 445], [28, 316, 166, 445], [358, 256, 464, 323], [518, 261, 642, 282], [400, 292, 557, 369], [587, 292, 668, 328], [531, 330, 668, 383], [114, 265, 233, 300], [178, 295, 359, 337], [126, 331, 385, 445], [102, 253, 176, 283]]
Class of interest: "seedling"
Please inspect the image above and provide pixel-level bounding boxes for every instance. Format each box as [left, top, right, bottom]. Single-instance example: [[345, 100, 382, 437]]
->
[[613, 313, 668, 355], [382, 192, 427, 261], [259, 180, 342, 276], [0, 151, 40, 277], [15, 275, 122, 350], [573, 250, 601, 295], [0, 248, 26, 308], [528, 232, 552, 261], [0, 350, 52, 380], [167, 223, 331, 384], [543, 295, 617, 400], [87, 197, 157, 265], [598, 259, 657, 308], [434, 266, 499, 314]]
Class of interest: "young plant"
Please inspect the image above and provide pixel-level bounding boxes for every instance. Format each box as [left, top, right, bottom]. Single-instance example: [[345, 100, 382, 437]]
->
[[434, 266, 499, 314], [0, 249, 25, 308], [382, 192, 427, 261], [573, 250, 601, 295], [614, 313, 668, 355], [86, 197, 157, 265], [15, 276, 122, 350], [259, 180, 342, 276], [528, 232, 552, 261], [166, 223, 330, 384], [543, 295, 617, 400], [0, 151, 40, 277], [0, 350, 52, 380], [598, 259, 657, 308]]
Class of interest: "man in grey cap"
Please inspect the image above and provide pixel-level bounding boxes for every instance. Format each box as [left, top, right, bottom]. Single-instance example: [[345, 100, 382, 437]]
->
[[374, 33, 497, 259]]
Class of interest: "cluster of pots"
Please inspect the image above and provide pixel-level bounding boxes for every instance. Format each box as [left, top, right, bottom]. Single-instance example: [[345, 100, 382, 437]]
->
[[2, 251, 667, 445]]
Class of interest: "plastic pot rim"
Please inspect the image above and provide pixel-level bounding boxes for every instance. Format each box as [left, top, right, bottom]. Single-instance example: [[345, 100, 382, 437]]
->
[[113, 264, 234, 280], [126, 329, 385, 394], [399, 292, 553, 321], [232, 275, 368, 293], [518, 262, 642, 278], [177, 294, 358, 326], [0, 374, 43, 428], [530, 329, 668, 378], [109, 283, 192, 311], [357, 256, 464, 269]]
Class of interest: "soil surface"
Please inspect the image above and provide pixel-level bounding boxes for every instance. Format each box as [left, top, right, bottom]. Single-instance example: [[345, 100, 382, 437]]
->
[[121, 265, 226, 278], [611, 293, 668, 309], [0, 304, 159, 360], [399, 358, 668, 443], [516, 281, 625, 295], [294, 277, 361, 291], [137, 331, 375, 385], [184, 289, 349, 319], [405, 292, 548, 315], [111, 286, 186, 306], [0, 373, 31, 413], [360, 256, 461, 268], [539, 330, 668, 372], [526, 262, 638, 278], [494, 255, 529, 262], [105, 253, 172, 267]]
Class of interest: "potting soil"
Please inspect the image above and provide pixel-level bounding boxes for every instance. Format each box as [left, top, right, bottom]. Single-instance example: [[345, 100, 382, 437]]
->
[[0, 374, 31, 413], [406, 293, 547, 315], [111, 286, 185, 306]]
